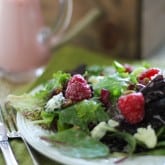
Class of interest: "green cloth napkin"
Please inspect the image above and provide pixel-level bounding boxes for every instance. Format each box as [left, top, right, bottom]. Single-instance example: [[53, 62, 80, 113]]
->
[[0, 45, 129, 165], [28, 45, 126, 90]]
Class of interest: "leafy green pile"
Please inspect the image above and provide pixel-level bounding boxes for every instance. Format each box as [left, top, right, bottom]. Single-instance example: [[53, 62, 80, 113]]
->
[[5, 61, 165, 159]]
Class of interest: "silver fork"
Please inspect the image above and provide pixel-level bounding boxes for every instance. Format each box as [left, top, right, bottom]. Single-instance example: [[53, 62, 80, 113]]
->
[[0, 122, 18, 165], [0, 105, 38, 165]]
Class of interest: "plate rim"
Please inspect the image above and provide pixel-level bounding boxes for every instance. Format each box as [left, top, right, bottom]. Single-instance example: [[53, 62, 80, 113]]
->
[[17, 112, 165, 165]]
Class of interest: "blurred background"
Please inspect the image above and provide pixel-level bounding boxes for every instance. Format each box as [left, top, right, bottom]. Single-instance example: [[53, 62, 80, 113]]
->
[[42, 0, 165, 61]]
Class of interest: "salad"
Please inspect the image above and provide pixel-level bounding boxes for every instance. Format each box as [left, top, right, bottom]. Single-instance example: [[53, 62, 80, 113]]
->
[[5, 61, 165, 159]]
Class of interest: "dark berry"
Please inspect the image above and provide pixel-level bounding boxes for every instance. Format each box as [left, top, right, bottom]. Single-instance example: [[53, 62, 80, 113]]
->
[[100, 89, 111, 106]]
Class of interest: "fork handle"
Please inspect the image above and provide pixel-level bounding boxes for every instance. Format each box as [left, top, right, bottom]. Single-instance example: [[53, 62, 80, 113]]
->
[[0, 141, 18, 165]]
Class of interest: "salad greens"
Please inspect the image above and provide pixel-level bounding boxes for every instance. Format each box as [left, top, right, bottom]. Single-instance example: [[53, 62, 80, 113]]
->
[[57, 99, 109, 131], [34, 71, 71, 100], [5, 61, 165, 159], [41, 128, 110, 158], [91, 74, 128, 99]]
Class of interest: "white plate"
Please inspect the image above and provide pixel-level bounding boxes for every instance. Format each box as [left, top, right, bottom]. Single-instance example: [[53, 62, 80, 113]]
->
[[17, 112, 165, 165]]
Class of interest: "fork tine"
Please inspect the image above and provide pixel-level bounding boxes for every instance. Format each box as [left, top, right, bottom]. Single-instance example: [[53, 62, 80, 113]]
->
[[0, 106, 4, 121], [0, 105, 17, 133], [7, 108, 17, 131], [0, 106, 8, 128], [0, 106, 18, 165]]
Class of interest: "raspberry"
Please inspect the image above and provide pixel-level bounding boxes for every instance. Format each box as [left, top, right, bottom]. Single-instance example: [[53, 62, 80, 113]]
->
[[138, 68, 160, 85], [118, 92, 145, 124], [65, 74, 92, 102]]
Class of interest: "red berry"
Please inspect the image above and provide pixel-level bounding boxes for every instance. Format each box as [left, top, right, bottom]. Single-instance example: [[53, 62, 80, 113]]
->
[[100, 89, 111, 106], [65, 74, 92, 102], [138, 68, 160, 84], [118, 92, 145, 124]]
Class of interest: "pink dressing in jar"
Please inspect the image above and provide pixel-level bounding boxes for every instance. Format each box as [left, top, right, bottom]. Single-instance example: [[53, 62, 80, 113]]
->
[[0, 0, 49, 73]]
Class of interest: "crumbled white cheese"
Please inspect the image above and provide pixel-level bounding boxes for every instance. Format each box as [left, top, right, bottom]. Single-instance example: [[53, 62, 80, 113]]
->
[[91, 120, 119, 140], [108, 119, 119, 128], [45, 92, 65, 112], [91, 122, 107, 140], [134, 125, 157, 149]]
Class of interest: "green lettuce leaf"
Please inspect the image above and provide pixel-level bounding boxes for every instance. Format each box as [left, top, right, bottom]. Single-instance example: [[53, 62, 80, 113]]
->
[[57, 99, 109, 131], [34, 71, 71, 100], [86, 65, 104, 76], [41, 128, 109, 158], [113, 61, 126, 73], [31, 111, 57, 127], [5, 94, 45, 121], [92, 74, 128, 100], [5, 94, 45, 112]]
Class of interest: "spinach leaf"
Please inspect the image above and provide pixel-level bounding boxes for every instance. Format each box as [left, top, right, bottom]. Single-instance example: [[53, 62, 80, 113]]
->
[[41, 128, 109, 158]]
